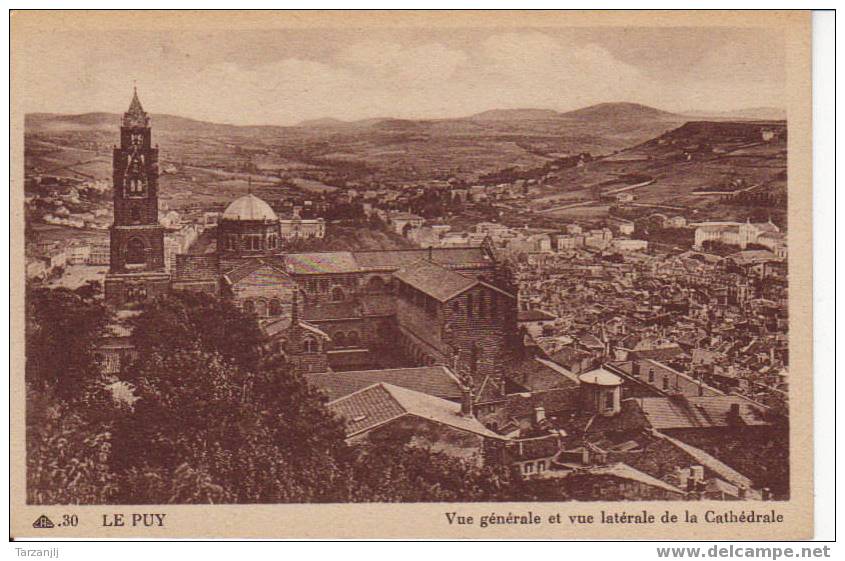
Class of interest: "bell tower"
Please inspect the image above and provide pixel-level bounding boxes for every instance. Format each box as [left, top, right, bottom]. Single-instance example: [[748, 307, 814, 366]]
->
[[104, 88, 170, 306]]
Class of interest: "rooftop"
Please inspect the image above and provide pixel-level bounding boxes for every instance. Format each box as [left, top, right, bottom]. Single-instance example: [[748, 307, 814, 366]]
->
[[221, 193, 278, 222], [578, 367, 623, 387], [285, 252, 359, 275], [328, 383, 504, 439], [394, 259, 478, 302], [304, 366, 462, 401], [638, 395, 769, 430]]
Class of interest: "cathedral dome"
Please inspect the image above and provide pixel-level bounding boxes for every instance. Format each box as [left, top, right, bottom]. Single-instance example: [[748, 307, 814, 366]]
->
[[222, 193, 278, 221]]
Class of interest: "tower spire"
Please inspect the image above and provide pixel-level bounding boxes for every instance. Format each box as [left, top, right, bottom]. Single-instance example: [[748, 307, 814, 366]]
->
[[124, 85, 149, 127]]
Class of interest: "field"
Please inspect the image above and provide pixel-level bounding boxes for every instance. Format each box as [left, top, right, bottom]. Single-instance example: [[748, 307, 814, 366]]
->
[[24, 106, 787, 231], [524, 121, 787, 224]]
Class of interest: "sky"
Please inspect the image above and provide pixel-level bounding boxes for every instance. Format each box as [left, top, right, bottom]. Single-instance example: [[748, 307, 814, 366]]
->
[[17, 26, 785, 126]]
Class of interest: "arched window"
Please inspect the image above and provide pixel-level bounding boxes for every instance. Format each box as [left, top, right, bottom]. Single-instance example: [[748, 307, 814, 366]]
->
[[269, 298, 283, 316], [255, 299, 268, 317], [303, 337, 318, 354], [662, 376, 670, 391], [367, 276, 385, 293], [648, 368, 655, 383], [126, 238, 145, 265], [227, 235, 236, 251], [347, 331, 360, 347], [331, 286, 345, 302], [243, 299, 255, 315], [333, 332, 346, 347]]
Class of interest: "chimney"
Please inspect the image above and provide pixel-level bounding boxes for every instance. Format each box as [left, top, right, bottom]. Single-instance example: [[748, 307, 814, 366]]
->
[[691, 465, 704, 482], [675, 467, 689, 490], [762, 487, 771, 501], [738, 485, 748, 500], [460, 384, 473, 417], [534, 406, 546, 425], [728, 402, 741, 424], [581, 447, 590, 466]]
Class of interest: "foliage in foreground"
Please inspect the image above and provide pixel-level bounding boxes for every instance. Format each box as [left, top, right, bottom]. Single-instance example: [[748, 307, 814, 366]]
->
[[26, 288, 556, 504]]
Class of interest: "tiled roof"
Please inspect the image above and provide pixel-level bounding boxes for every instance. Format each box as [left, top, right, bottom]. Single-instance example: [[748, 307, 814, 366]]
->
[[352, 247, 491, 271], [725, 250, 781, 266], [509, 357, 580, 391], [638, 395, 769, 430], [394, 260, 477, 302], [173, 254, 220, 282], [260, 316, 292, 338], [583, 463, 686, 496], [328, 383, 504, 439], [223, 258, 289, 284], [518, 309, 557, 322], [285, 252, 360, 275], [657, 432, 755, 490], [586, 398, 650, 434], [611, 359, 721, 397], [304, 366, 462, 401], [329, 384, 406, 436]]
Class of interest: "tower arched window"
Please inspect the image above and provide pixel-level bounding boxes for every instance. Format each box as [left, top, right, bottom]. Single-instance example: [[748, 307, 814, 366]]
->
[[243, 299, 255, 315], [347, 331, 360, 347], [126, 238, 145, 265], [269, 298, 283, 316], [255, 299, 268, 317], [331, 286, 345, 302], [303, 337, 318, 354]]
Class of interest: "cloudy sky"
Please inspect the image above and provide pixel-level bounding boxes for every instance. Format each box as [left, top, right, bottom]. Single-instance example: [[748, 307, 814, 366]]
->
[[18, 26, 785, 125]]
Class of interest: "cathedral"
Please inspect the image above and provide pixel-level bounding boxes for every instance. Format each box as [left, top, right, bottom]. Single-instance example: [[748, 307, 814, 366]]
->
[[103, 90, 522, 403]]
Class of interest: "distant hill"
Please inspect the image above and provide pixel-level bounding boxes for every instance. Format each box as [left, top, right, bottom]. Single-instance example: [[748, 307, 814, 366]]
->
[[295, 117, 348, 128], [683, 107, 786, 121], [469, 108, 561, 121], [559, 102, 681, 121]]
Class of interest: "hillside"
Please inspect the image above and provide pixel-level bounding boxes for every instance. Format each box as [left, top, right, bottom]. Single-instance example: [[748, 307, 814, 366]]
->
[[24, 105, 788, 229], [528, 120, 787, 223], [24, 102, 690, 193], [559, 102, 680, 121]]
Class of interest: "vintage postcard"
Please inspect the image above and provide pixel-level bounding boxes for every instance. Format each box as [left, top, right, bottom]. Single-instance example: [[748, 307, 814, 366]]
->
[[10, 10, 814, 539]]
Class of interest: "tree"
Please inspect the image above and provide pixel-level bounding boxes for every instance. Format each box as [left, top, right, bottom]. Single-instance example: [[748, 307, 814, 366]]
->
[[131, 291, 264, 370], [26, 384, 118, 504], [25, 286, 110, 399]]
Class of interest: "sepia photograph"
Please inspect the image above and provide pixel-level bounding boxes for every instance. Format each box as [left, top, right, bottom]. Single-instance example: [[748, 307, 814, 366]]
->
[[9, 9, 817, 539]]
